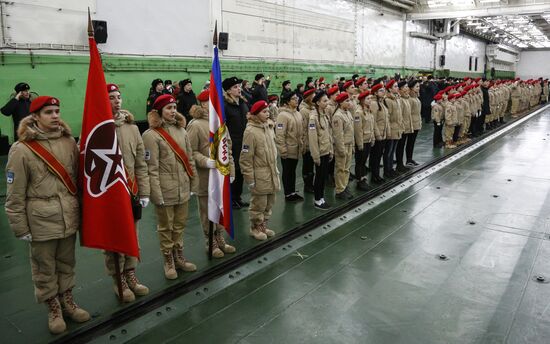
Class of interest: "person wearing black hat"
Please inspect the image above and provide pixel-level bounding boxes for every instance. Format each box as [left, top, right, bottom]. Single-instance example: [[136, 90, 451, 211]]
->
[[241, 80, 253, 104], [251, 73, 270, 105], [295, 83, 305, 106], [164, 80, 174, 95], [1, 82, 32, 141], [146, 79, 164, 113], [176, 79, 197, 124], [223, 76, 250, 209]]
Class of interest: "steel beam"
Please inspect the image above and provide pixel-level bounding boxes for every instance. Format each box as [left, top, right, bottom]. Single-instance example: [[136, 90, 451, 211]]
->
[[407, 4, 550, 20]]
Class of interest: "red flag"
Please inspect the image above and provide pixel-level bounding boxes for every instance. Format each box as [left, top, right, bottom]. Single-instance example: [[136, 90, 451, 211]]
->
[[79, 35, 139, 258]]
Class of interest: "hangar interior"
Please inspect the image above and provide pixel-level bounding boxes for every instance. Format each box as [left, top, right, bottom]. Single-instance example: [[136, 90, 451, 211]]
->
[[1, 0, 550, 343]]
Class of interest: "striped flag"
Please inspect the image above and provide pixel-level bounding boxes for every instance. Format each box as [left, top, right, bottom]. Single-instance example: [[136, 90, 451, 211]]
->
[[208, 43, 234, 238]]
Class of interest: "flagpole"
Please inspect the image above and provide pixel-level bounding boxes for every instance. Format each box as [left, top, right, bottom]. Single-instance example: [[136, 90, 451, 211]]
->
[[207, 21, 219, 261], [88, 7, 123, 302]]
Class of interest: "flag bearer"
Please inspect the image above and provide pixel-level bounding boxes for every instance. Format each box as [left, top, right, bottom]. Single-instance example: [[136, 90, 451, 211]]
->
[[143, 94, 199, 280], [105, 84, 150, 302], [187, 90, 236, 258], [5, 96, 90, 334], [240, 100, 280, 241]]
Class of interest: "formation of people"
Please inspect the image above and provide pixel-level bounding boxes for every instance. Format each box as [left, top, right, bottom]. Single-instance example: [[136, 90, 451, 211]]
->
[[2, 73, 548, 335]]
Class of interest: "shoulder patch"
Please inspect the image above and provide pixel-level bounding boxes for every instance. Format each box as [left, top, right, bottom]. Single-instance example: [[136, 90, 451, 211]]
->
[[144, 150, 151, 161], [309, 123, 316, 130], [354, 116, 360, 122], [277, 123, 284, 129], [6, 171, 14, 184], [242, 144, 249, 153]]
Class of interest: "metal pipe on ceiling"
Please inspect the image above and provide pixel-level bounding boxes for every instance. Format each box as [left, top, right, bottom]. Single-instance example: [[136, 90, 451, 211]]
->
[[381, 0, 413, 10], [407, 3, 550, 20]]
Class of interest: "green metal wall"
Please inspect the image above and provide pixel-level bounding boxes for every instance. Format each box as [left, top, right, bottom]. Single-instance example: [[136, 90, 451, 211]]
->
[[0, 52, 512, 143]]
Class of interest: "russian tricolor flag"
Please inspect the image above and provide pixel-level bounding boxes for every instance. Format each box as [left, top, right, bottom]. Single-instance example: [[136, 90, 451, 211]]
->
[[208, 42, 234, 238]]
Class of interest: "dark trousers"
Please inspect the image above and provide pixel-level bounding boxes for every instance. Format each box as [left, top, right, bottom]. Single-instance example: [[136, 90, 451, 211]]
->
[[406, 130, 419, 162], [281, 158, 298, 196], [370, 140, 385, 178], [433, 122, 443, 147], [421, 105, 431, 123], [302, 151, 315, 188], [453, 126, 461, 142], [314, 155, 330, 201], [231, 168, 244, 201], [383, 139, 398, 173], [354, 143, 371, 180], [396, 135, 407, 168]]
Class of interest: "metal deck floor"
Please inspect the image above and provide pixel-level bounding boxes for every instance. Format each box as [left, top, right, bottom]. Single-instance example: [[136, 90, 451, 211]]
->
[[125, 108, 550, 344], [1, 108, 546, 343]]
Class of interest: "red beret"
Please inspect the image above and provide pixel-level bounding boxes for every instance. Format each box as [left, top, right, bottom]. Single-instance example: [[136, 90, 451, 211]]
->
[[464, 77, 470, 81], [153, 94, 176, 111], [197, 90, 209, 102], [515, 77, 520, 81], [268, 95, 279, 102], [327, 86, 339, 96], [448, 93, 456, 100], [30, 96, 60, 113], [474, 77, 481, 82], [343, 80, 353, 90], [370, 83, 384, 93], [443, 86, 453, 93], [319, 77, 325, 83], [461, 91, 467, 97], [250, 100, 268, 115], [335, 92, 349, 103], [107, 83, 119, 93], [303, 88, 316, 98], [385, 79, 396, 89], [433, 93, 443, 101], [355, 77, 366, 87], [358, 90, 370, 101]]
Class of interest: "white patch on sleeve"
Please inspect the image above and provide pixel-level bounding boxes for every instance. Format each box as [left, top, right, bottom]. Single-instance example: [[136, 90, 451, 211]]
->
[[6, 171, 14, 184], [144, 150, 151, 161]]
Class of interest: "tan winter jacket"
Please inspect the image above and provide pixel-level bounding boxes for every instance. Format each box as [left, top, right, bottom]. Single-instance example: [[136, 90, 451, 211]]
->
[[239, 118, 281, 195], [399, 95, 414, 134], [142, 111, 198, 206], [187, 105, 235, 196], [385, 93, 403, 140], [5, 116, 80, 241], [370, 99, 390, 141], [115, 110, 150, 198], [354, 105, 375, 147], [409, 93, 422, 131], [431, 102, 443, 124], [275, 106, 304, 160], [308, 109, 333, 165], [332, 107, 354, 157], [444, 101, 458, 126]]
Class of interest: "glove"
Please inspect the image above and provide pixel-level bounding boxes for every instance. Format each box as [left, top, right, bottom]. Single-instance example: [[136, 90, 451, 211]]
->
[[248, 183, 255, 189], [230, 176, 235, 183], [190, 192, 195, 196], [139, 197, 150, 208], [431, 100, 436, 106], [314, 160, 321, 166], [19, 233, 32, 242], [206, 158, 216, 169]]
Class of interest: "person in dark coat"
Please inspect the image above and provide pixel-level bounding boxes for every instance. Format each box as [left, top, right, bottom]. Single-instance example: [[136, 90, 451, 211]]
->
[[223, 77, 250, 209], [281, 80, 293, 100], [241, 80, 253, 104], [477, 78, 491, 135], [250, 74, 270, 105], [146, 79, 164, 113], [419, 76, 439, 124], [1, 82, 31, 141], [176, 79, 197, 124], [164, 80, 174, 94]]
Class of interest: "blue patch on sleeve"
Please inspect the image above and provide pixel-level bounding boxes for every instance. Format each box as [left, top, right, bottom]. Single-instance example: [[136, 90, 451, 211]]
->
[[6, 171, 14, 184]]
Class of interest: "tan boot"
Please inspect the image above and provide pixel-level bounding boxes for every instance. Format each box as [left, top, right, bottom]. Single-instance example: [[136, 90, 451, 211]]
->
[[205, 236, 225, 259], [125, 269, 149, 296], [445, 141, 456, 149], [112, 274, 135, 302], [250, 224, 267, 241], [59, 289, 91, 323], [173, 247, 197, 272], [216, 230, 236, 254], [163, 250, 178, 280], [260, 221, 275, 238], [46, 297, 66, 334]]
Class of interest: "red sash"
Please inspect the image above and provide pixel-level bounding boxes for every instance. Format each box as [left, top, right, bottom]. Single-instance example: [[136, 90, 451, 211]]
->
[[22, 141, 77, 195], [153, 128, 194, 178], [124, 166, 138, 196]]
